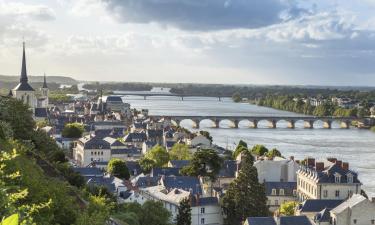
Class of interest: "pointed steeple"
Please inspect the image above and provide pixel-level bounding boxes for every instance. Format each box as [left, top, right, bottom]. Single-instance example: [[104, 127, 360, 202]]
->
[[42, 73, 48, 88], [20, 41, 28, 83]]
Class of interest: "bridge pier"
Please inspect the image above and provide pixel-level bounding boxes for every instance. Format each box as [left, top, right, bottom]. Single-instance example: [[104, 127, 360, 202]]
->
[[215, 119, 220, 128], [269, 120, 277, 129], [304, 120, 314, 129], [143, 96, 147, 100], [250, 120, 258, 128], [181, 96, 184, 101], [193, 120, 200, 129], [233, 120, 239, 129], [287, 120, 295, 129], [323, 120, 332, 129], [218, 96, 222, 101]]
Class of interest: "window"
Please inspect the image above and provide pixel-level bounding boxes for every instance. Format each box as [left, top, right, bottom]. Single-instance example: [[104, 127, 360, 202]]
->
[[323, 190, 328, 198], [272, 189, 277, 195], [347, 173, 353, 183], [275, 200, 279, 206], [371, 219, 374, 224], [335, 190, 340, 197], [91, 158, 93, 161], [334, 174, 341, 183], [279, 189, 285, 196], [101, 151, 103, 155], [91, 152, 93, 155], [353, 219, 357, 224], [200, 207, 205, 214], [201, 218, 205, 224]]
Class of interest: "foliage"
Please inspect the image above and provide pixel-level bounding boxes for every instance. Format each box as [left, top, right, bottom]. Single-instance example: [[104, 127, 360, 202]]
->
[[62, 123, 84, 138], [266, 148, 282, 158], [56, 163, 85, 188], [75, 195, 114, 225], [0, 97, 35, 140], [48, 94, 72, 104], [233, 140, 248, 159], [31, 129, 67, 163], [180, 149, 223, 182], [139, 157, 156, 174], [221, 151, 268, 225], [199, 131, 213, 143], [279, 201, 298, 216], [116, 201, 172, 225], [169, 143, 192, 160], [232, 92, 242, 103], [0, 121, 13, 140], [251, 145, 269, 156], [107, 158, 130, 180], [35, 120, 48, 129], [371, 126, 375, 132], [143, 145, 170, 168], [176, 198, 191, 225]]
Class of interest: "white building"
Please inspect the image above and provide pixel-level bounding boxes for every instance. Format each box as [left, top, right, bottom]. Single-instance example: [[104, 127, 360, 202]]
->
[[297, 158, 361, 201], [254, 156, 299, 183], [330, 194, 375, 225]]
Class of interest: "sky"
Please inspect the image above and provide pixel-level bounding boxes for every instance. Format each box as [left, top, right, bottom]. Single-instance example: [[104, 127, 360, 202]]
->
[[0, 0, 375, 86]]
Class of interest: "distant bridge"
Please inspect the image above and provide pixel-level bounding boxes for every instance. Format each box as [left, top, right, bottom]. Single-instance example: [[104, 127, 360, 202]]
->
[[149, 115, 362, 129], [114, 91, 223, 101]]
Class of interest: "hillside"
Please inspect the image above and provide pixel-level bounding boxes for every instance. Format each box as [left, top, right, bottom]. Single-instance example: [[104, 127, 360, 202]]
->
[[0, 74, 78, 84]]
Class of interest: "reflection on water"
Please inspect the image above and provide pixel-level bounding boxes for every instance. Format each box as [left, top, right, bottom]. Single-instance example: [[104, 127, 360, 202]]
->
[[123, 96, 375, 196]]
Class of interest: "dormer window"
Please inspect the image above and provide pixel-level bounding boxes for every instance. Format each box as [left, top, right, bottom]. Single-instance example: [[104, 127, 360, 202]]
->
[[279, 189, 285, 196], [334, 173, 341, 183], [347, 173, 353, 183], [272, 189, 277, 195]]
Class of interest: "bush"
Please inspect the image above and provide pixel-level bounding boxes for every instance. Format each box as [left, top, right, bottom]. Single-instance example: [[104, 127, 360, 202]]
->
[[62, 123, 84, 138], [107, 158, 130, 180]]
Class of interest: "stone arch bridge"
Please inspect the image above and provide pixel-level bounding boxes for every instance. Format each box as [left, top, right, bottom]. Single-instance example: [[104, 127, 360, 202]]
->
[[149, 116, 360, 129]]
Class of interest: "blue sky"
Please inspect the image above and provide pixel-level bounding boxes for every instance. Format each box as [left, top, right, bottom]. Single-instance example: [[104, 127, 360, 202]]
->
[[0, 0, 375, 85]]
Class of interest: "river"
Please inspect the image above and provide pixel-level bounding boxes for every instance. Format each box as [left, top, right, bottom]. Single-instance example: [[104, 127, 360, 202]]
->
[[122, 96, 375, 196]]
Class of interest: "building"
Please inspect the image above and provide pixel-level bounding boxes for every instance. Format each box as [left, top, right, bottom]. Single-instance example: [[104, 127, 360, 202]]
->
[[254, 156, 299, 183], [244, 216, 313, 225], [330, 194, 375, 225], [297, 158, 361, 201], [265, 182, 297, 212], [296, 199, 343, 220]]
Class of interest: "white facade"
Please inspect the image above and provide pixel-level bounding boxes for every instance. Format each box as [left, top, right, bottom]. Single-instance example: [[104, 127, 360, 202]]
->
[[254, 157, 299, 183]]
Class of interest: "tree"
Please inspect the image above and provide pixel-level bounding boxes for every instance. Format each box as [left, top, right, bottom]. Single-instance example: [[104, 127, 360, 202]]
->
[[266, 148, 282, 158], [176, 198, 191, 225], [232, 92, 242, 103], [75, 195, 114, 225], [279, 201, 298, 216], [107, 158, 130, 180], [139, 201, 172, 225], [62, 123, 84, 138], [139, 157, 156, 173], [180, 149, 223, 182], [251, 144, 269, 156], [0, 121, 13, 140], [169, 143, 192, 160], [233, 140, 248, 159], [144, 145, 169, 168], [199, 131, 213, 143], [221, 151, 268, 225]]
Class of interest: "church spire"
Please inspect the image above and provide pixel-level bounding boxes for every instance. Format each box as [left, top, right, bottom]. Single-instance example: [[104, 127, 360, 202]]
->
[[20, 41, 28, 83], [42, 73, 48, 88]]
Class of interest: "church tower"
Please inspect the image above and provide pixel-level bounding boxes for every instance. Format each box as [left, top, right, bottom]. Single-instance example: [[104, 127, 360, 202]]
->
[[40, 73, 49, 107], [12, 42, 36, 110]]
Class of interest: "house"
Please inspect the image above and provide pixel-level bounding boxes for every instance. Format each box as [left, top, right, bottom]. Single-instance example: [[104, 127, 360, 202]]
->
[[105, 95, 131, 114], [146, 129, 163, 145], [330, 194, 375, 225], [254, 156, 299, 183], [296, 199, 343, 220], [168, 160, 190, 169], [151, 168, 180, 177], [187, 135, 211, 147], [160, 176, 202, 195], [123, 132, 147, 148], [244, 216, 313, 225], [297, 158, 361, 201], [142, 140, 157, 154], [214, 160, 238, 190], [265, 182, 297, 212]]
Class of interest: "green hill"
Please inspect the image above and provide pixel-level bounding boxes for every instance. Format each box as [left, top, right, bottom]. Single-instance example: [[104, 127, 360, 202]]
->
[[0, 74, 78, 84]]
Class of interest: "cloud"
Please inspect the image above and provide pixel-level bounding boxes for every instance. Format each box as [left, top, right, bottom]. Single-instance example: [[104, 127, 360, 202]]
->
[[0, 1, 56, 21], [101, 0, 306, 30]]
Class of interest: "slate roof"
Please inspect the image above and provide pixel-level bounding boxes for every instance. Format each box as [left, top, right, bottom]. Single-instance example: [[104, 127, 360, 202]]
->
[[124, 133, 147, 142], [13, 82, 35, 91], [218, 160, 237, 178], [151, 168, 180, 177], [165, 140, 176, 148], [298, 199, 343, 213], [133, 122, 147, 129], [106, 96, 123, 103], [135, 176, 159, 188], [79, 135, 111, 149], [162, 176, 202, 195], [111, 147, 140, 155], [246, 217, 277, 225], [103, 137, 125, 147], [126, 161, 142, 176], [169, 160, 190, 169], [144, 140, 157, 148], [147, 129, 163, 138], [94, 129, 112, 137], [279, 216, 313, 225], [86, 176, 125, 193], [265, 182, 297, 196], [73, 167, 103, 177], [330, 194, 367, 214], [191, 197, 219, 207], [314, 208, 331, 223], [35, 108, 48, 118]]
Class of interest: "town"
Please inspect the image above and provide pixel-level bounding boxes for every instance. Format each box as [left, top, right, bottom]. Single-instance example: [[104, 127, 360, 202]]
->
[[1, 43, 374, 225]]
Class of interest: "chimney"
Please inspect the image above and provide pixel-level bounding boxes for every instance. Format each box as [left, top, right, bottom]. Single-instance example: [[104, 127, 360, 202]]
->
[[307, 158, 315, 167], [342, 162, 349, 170], [327, 158, 337, 163], [195, 194, 200, 206], [290, 156, 294, 161], [336, 160, 342, 167], [315, 162, 324, 171]]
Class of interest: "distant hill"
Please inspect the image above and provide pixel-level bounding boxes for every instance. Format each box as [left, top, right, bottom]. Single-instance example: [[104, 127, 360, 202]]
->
[[0, 75, 78, 85]]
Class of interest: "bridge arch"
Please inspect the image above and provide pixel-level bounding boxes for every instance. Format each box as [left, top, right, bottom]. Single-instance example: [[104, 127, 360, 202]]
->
[[218, 119, 238, 128], [176, 119, 199, 129], [199, 119, 217, 128], [276, 119, 295, 129]]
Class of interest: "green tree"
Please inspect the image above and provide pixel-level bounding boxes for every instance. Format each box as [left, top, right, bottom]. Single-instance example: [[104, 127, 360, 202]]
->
[[232, 92, 242, 103], [266, 148, 282, 158], [180, 149, 223, 182], [107, 158, 130, 180], [279, 201, 298, 216], [62, 123, 84, 138], [139, 201, 172, 225], [0, 121, 13, 140], [251, 144, 269, 156], [233, 140, 248, 159], [144, 145, 169, 168], [75, 195, 114, 225], [169, 143, 192, 160], [176, 198, 191, 225], [221, 151, 268, 225], [139, 157, 156, 173]]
